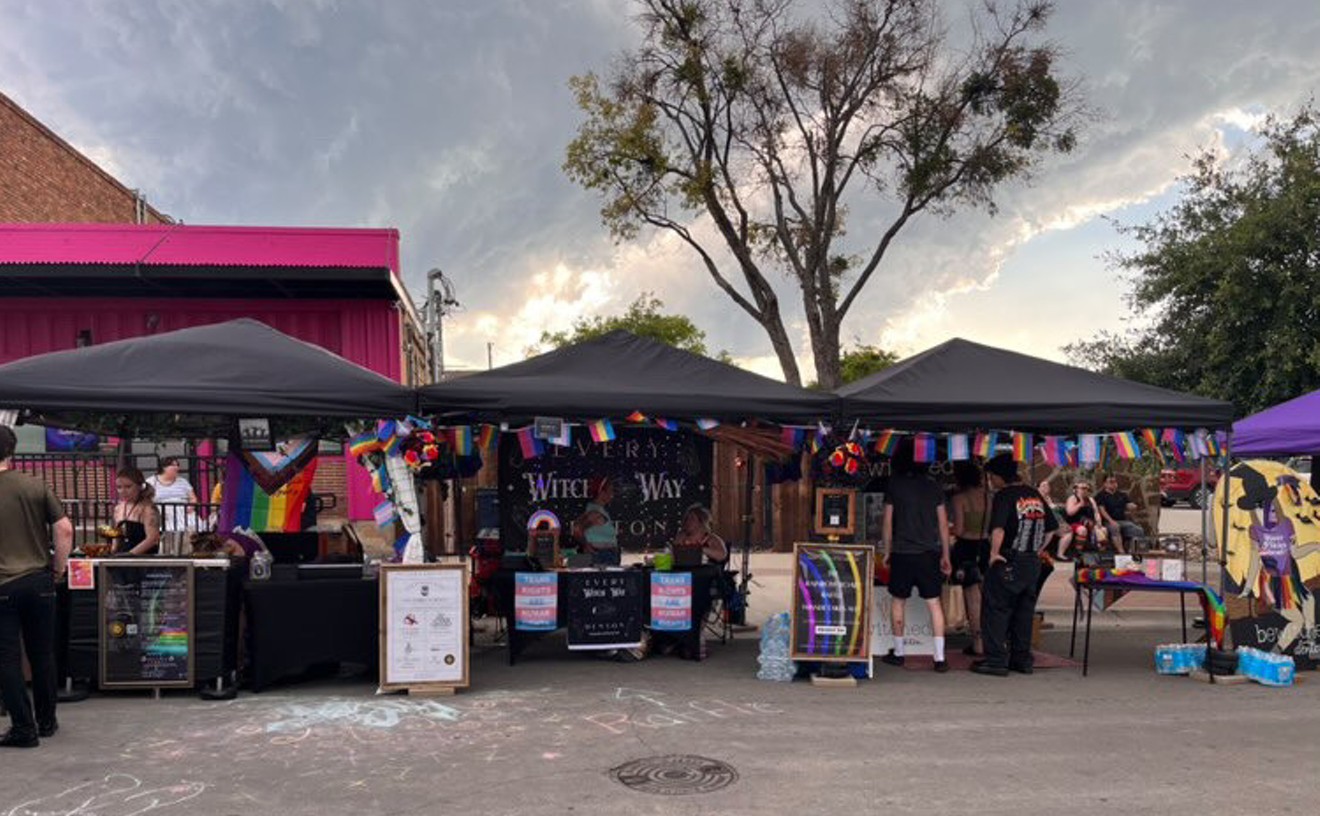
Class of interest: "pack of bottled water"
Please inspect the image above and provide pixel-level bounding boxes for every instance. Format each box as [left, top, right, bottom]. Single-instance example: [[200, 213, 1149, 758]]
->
[[1237, 647, 1295, 687], [757, 612, 797, 682], [1154, 643, 1206, 675]]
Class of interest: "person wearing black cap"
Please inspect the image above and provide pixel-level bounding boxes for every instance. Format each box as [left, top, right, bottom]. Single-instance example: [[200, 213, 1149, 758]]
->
[[971, 452, 1058, 677]]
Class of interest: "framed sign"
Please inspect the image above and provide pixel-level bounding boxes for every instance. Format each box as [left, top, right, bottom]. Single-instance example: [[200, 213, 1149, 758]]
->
[[379, 563, 469, 692], [98, 561, 195, 689], [563, 570, 646, 650], [237, 417, 273, 451], [650, 571, 693, 632], [515, 572, 559, 632], [790, 542, 874, 662], [814, 488, 857, 537]]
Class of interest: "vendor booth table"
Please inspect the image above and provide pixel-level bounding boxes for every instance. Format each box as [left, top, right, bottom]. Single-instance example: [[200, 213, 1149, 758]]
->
[[58, 558, 242, 693], [493, 563, 723, 665], [1069, 567, 1226, 676], [244, 570, 379, 691]]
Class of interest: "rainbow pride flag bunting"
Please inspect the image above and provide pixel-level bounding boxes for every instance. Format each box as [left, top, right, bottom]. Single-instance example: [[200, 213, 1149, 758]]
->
[[873, 430, 899, 456], [1204, 430, 1221, 457], [626, 411, 648, 424], [477, 425, 497, 453], [348, 431, 379, 459], [781, 427, 806, 451], [947, 434, 970, 461], [589, 419, 616, 443], [696, 418, 720, 431], [1112, 431, 1140, 460], [451, 426, 473, 456], [654, 417, 679, 432], [517, 427, 544, 459], [1012, 432, 1032, 462], [913, 433, 936, 463], [973, 432, 997, 459], [1140, 428, 1160, 453], [1163, 428, 1186, 463]]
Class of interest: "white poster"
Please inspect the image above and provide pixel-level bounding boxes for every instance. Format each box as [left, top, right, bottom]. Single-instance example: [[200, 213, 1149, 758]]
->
[[871, 587, 935, 656], [384, 567, 466, 686]]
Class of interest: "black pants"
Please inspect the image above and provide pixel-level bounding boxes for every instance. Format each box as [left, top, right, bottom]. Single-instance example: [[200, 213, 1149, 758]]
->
[[981, 554, 1041, 670], [0, 571, 57, 733]]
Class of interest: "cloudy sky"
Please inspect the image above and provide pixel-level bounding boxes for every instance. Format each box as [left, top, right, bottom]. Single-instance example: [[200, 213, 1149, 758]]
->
[[3, 0, 1318, 380]]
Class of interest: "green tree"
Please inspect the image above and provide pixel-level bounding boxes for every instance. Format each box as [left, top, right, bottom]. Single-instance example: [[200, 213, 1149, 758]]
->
[[839, 344, 898, 385], [1066, 104, 1320, 415], [564, 0, 1079, 387], [537, 293, 713, 355]]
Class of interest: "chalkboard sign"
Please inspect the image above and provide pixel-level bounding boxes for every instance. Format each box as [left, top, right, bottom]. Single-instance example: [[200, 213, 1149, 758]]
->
[[499, 427, 712, 551], [790, 542, 873, 662], [98, 561, 195, 689], [563, 570, 646, 650]]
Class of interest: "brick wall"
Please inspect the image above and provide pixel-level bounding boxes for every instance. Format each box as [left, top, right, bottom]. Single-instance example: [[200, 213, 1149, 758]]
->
[[0, 90, 169, 223]]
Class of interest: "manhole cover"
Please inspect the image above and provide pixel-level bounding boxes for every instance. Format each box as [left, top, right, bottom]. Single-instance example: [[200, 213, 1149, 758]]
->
[[610, 755, 739, 796]]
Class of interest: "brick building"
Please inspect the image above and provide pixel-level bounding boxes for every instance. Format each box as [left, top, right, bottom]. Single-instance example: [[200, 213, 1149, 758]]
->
[[0, 90, 170, 224]]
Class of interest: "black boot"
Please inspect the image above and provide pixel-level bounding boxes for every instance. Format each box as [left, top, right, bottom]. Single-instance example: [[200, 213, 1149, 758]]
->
[[0, 728, 39, 748]]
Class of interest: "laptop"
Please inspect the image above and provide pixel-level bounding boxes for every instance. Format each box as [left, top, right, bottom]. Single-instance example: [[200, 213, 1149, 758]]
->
[[671, 545, 704, 569]]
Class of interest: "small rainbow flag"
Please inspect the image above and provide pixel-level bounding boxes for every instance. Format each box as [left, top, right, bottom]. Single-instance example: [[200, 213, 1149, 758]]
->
[[1040, 436, 1067, 466], [1204, 431, 1221, 457], [1079, 434, 1102, 464], [947, 434, 970, 461], [913, 433, 936, 463], [874, 430, 899, 456], [973, 432, 997, 459], [1112, 431, 1140, 460], [654, 417, 679, 432], [626, 411, 648, 424], [1012, 432, 1032, 462], [370, 463, 391, 495], [451, 426, 473, 456], [348, 431, 379, 460], [696, 418, 720, 431], [376, 419, 398, 442], [477, 424, 497, 453], [1141, 428, 1160, 453], [517, 427, 544, 459], [589, 419, 616, 443]]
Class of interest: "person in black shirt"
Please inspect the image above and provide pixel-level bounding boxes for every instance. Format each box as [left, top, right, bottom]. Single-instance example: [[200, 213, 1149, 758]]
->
[[1096, 475, 1144, 552], [971, 453, 1058, 677], [880, 440, 952, 672]]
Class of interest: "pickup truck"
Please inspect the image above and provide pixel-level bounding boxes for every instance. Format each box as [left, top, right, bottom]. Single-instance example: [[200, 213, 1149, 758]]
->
[[1160, 467, 1221, 508]]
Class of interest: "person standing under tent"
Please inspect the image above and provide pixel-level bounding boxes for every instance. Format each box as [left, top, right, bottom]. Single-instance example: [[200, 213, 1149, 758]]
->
[[880, 439, 952, 672], [573, 477, 620, 567], [148, 457, 198, 554], [972, 453, 1058, 677], [0, 425, 73, 748], [950, 462, 990, 657]]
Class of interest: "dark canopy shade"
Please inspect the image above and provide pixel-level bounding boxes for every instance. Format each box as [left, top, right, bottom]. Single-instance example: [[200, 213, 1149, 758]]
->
[[837, 338, 1234, 433], [0, 319, 416, 419], [1231, 390, 1320, 456], [418, 330, 835, 425]]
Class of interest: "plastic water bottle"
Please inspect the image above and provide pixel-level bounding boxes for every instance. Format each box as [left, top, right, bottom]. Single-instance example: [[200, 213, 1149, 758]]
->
[[757, 613, 796, 681]]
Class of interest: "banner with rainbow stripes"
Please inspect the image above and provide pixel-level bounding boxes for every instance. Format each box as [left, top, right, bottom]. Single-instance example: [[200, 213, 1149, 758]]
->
[[218, 452, 318, 533]]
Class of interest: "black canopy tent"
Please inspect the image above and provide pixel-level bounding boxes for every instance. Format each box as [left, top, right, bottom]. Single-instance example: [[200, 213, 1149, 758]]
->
[[836, 338, 1234, 432], [0, 319, 418, 434], [418, 330, 836, 425]]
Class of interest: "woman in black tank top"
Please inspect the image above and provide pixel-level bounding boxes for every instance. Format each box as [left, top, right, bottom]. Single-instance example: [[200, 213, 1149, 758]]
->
[[111, 467, 160, 556]]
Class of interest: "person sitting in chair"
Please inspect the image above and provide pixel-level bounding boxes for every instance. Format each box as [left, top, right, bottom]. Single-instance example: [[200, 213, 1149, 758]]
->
[[573, 477, 620, 566], [1096, 475, 1144, 553], [1064, 480, 1111, 553], [670, 504, 728, 565]]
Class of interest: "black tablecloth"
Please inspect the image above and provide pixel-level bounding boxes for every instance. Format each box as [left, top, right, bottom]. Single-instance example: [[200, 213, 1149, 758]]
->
[[493, 564, 722, 663], [58, 563, 241, 688], [244, 577, 379, 691]]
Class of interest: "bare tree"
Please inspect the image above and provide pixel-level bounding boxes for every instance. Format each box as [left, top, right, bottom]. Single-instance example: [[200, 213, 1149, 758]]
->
[[565, 0, 1080, 386]]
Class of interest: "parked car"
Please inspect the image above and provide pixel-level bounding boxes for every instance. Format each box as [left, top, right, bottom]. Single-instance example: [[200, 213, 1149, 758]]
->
[[1285, 456, 1313, 484], [1160, 467, 1221, 508]]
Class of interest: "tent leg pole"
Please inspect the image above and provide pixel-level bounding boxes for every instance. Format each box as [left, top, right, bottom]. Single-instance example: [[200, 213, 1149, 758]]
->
[[1218, 434, 1233, 604], [1200, 457, 1209, 586]]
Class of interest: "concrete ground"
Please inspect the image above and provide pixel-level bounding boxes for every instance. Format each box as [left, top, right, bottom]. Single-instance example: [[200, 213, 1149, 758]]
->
[[6, 508, 1318, 815]]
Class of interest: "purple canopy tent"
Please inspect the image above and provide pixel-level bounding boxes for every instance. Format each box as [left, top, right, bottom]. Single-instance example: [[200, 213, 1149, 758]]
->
[[1231, 389, 1320, 456]]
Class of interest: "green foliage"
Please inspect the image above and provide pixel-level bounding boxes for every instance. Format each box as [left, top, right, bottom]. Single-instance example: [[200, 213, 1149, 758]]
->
[[564, 0, 1080, 388], [838, 344, 899, 385], [537, 293, 713, 356], [1067, 103, 1320, 416]]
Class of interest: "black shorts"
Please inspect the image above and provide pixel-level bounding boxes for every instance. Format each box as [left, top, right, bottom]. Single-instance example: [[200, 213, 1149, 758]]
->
[[888, 552, 943, 600], [952, 538, 990, 587]]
